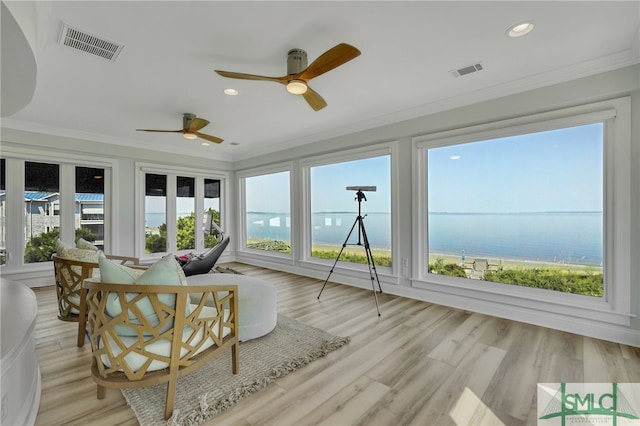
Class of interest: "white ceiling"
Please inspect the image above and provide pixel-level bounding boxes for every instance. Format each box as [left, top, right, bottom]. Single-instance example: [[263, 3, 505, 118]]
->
[[2, 1, 639, 162]]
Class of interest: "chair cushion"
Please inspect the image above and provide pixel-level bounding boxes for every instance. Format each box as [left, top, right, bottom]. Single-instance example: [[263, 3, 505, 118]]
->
[[99, 255, 189, 336], [56, 239, 102, 263], [76, 238, 99, 251], [100, 305, 231, 372]]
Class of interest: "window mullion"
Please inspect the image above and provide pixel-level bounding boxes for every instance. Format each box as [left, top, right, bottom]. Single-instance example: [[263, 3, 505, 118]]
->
[[166, 174, 177, 254], [6, 160, 24, 267], [60, 164, 76, 244], [194, 177, 204, 251]]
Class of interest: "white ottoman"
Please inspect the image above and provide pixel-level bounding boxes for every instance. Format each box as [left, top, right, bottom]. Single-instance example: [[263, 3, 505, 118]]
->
[[186, 274, 277, 341]]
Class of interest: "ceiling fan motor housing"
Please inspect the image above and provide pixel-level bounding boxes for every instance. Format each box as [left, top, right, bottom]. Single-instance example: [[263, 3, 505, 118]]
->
[[183, 113, 196, 128], [287, 49, 308, 75]]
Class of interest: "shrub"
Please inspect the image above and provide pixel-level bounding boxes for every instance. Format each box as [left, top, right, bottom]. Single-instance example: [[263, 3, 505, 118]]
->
[[429, 257, 467, 278], [247, 240, 291, 252], [483, 268, 603, 297], [312, 249, 392, 267], [24, 227, 98, 263]]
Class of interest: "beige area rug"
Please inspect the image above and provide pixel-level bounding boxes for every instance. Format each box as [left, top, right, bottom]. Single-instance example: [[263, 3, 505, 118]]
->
[[121, 314, 350, 426]]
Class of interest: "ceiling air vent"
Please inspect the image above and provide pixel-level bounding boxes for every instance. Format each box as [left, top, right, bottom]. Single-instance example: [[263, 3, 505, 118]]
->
[[450, 62, 483, 78], [57, 23, 124, 62]]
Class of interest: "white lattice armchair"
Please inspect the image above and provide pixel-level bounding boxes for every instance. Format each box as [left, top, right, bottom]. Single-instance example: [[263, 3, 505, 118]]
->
[[52, 238, 140, 347], [83, 256, 239, 420]]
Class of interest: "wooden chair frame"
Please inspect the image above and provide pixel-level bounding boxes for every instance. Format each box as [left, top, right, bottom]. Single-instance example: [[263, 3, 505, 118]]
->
[[52, 254, 140, 347], [83, 280, 239, 420]]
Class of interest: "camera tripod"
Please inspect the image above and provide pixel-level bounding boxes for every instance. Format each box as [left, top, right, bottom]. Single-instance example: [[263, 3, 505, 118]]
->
[[317, 189, 383, 316]]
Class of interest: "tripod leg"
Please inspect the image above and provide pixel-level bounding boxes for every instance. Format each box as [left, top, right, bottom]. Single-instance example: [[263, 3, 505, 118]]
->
[[358, 217, 382, 316], [318, 216, 360, 299], [359, 218, 383, 293]]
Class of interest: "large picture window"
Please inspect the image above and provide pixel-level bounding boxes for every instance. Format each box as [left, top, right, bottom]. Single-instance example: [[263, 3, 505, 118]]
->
[[308, 154, 391, 267], [426, 123, 603, 297], [243, 170, 291, 253], [414, 97, 631, 326]]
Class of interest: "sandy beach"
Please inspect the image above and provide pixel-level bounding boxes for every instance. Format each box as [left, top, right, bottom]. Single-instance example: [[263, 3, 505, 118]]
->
[[428, 252, 602, 272], [250, 239, 601, 272], [313, 243, 601, 272]]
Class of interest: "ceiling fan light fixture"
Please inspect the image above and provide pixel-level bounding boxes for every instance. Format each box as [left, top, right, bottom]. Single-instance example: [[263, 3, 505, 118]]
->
[[183, 132, 197, 140], [286, 79, 308, 95]]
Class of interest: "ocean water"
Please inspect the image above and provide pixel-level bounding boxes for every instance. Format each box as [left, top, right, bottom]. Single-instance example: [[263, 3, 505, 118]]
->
[[145, 212, 193, 228], [428, 212, 603, 265], [244, 211, 603, 265], [146, 211, 603, 265]]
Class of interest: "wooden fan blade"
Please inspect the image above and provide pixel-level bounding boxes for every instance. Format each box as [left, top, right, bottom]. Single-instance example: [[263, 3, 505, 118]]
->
[[195, 132, 223, 144], [187, 118, 209, 132], [214, 70, 288, 84], [302, 86, 327, 111], [136, 129, 182, 133], [298, 43, 361, 81]]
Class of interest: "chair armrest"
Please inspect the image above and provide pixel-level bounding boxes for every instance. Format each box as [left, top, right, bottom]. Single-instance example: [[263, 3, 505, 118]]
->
[[105, 255, 140, 265]]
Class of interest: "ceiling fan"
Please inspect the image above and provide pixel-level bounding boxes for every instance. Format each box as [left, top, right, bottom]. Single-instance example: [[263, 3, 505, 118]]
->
[[136, 113, 223, 144], [215, 43, 361, 111]]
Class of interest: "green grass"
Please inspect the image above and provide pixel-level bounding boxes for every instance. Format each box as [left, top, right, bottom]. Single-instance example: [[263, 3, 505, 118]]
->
[[429, 257, 603, 297], [483, 268, 603, 297], [247, 240, 603, 297], [246, 239, 392, 266]]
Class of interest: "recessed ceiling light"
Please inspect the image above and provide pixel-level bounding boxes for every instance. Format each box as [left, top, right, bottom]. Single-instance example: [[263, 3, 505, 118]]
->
[[183, 133, 197, 140], [507, 21, 535, 38], [201, 142, 210, 146], [450, 155, 461, 160], [224, 88, 238, 96]]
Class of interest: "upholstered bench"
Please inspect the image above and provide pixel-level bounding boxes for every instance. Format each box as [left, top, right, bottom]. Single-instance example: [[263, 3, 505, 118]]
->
[[186, 274, 277, 341]]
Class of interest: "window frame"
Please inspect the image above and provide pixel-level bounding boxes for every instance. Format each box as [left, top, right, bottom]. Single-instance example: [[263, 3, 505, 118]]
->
[[237, 162, 293, 260], [1, 145, 116, 272], [412, 97, 631, 326], [299, 142, 398, 275], [135, 162, 229, 261]]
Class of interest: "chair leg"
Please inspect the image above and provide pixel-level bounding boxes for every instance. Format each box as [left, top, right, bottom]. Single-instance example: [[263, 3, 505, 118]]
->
[[77, 314, 86, 347], [165, 378, 177, 420], [232, 342, 239, 374], [77, 288, 88, 347], [97, 385, 106, 399]]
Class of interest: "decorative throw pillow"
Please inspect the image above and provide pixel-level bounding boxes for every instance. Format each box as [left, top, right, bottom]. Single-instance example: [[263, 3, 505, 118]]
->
[[56, 239, 103, 282], [76, 238, 99, 251], [56, 239, 102, 263], [99, 255, 189, 336]]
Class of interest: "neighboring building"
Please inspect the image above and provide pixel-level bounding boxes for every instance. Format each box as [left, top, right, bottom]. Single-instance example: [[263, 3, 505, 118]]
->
[[0, 192, 104, 259]]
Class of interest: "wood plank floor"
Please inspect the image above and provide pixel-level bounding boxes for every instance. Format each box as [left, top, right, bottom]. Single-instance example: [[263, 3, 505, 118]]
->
[[33, 262, 640, 426]]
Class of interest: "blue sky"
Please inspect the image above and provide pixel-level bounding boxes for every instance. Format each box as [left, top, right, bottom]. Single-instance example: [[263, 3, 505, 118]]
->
[[245, 156, 391, 213], [310, 156, 390, 212], [245, 171, 290, 213], [428, 123, 603, 213], [154, 123, 603, 216]]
